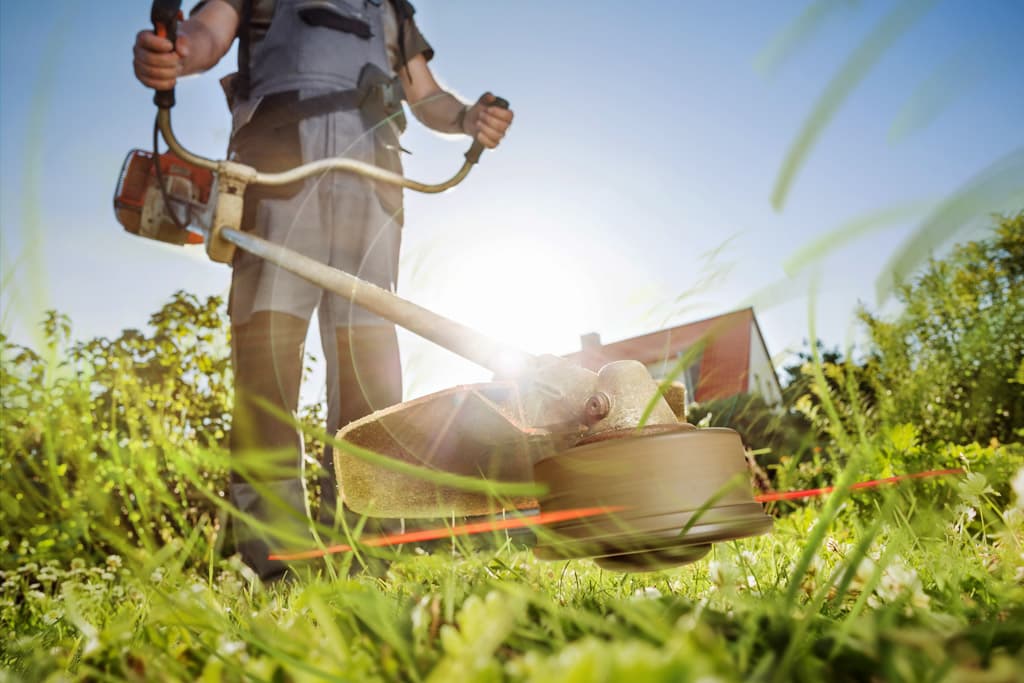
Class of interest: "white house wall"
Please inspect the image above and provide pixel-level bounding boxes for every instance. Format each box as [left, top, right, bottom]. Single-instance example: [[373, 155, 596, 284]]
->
[[747, 321, 782, 406]]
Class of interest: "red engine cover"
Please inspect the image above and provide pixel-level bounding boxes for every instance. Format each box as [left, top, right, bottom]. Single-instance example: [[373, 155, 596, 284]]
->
[[113, 149, 213, 245]]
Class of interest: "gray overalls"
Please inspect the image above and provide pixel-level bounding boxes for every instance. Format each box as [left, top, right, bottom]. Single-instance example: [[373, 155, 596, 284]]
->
[[229, 0, 403, 329], [227, 0, 407, 580]]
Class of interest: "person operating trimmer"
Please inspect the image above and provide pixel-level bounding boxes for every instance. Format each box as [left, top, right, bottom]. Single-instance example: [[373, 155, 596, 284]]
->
[[132, 0, 514, 581]]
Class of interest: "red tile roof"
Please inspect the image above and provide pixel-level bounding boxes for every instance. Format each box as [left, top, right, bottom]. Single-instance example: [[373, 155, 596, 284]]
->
[[564, 308, 765, 402]]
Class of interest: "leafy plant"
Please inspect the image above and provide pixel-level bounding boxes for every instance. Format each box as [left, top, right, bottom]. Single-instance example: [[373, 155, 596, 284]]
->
[[859, 213, 1024, 445]]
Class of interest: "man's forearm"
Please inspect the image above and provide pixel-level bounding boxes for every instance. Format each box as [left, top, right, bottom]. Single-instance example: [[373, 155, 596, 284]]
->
[[408, 89, 468, 135]]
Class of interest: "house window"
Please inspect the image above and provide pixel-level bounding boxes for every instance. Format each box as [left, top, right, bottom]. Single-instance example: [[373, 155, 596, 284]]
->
[[646, 350, 703, 403]]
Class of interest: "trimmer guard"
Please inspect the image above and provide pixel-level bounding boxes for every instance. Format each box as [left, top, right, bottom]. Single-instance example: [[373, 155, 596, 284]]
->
[[336, 383, 552, 517]]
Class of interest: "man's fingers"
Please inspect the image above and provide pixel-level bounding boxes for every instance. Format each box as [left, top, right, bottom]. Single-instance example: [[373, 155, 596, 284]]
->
[[483, 106, 514, 124], [478, 112, 511, 136], [134, 50, 181, 72], [135, 70, 177, 90], [136, 61, 180, 80], [136, 30, 175, 53], [476, 132, 500, 149], [134, 60, 178, 89], [477, 120, 506, 142], [475, 123, 504, 148]]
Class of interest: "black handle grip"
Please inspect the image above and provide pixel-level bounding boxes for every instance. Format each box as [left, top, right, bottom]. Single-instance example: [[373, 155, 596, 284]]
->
[[151, 0, 183, 109], [465, 96, 510, 165]]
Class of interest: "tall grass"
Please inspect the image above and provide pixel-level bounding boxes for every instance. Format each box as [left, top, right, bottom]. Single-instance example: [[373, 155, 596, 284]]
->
[[2, 293, 1023, 681]]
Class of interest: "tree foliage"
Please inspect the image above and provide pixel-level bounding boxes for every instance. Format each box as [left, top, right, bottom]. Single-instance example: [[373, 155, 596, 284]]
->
[[859, 213, 1024, 445]]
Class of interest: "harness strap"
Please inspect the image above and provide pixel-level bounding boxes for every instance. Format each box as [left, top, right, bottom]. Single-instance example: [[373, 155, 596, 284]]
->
[[234, 0, 253, 101], [232, 58, 406, 149]]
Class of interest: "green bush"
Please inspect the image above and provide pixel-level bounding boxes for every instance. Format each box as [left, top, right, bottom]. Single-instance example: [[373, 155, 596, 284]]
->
[[859, 213, 1024, 445], [0, 293, 234, 569]]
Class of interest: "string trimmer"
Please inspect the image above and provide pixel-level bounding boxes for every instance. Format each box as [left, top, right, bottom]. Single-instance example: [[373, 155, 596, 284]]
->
[[113, 0, 772, 571]]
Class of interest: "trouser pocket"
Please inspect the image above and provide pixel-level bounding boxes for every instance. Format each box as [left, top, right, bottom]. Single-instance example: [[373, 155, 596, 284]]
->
[[230, 93, 307, 235]]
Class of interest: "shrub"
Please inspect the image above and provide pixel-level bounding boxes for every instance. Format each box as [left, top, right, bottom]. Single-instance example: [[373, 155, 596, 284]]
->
[[859, 213, 1024, 445]]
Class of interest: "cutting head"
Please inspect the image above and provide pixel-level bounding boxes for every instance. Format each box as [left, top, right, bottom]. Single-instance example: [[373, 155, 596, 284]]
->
[[532, 428, 773, 571], [335, 359, 773, 571]]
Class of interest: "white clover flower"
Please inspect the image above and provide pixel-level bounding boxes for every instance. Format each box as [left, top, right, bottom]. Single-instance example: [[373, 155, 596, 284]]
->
[[27, 590, 46, 602], [632, 586, 662, 600], [217, 634, 246, 657], [150, 567, 165, 583], [849, 556, 876, 594], [952, 504, 978, 533], [105, 555, 123, 570], [411, 595, 429, 632], [908, 585, 931, 612], [37, 567, 59, 583], [870, 558, 929, 614], [707, 560, 727, 589]]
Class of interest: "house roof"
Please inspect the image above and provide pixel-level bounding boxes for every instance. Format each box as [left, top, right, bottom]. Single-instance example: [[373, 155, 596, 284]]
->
[[565, 308, 756, 370], [564, 307, 784, 403]]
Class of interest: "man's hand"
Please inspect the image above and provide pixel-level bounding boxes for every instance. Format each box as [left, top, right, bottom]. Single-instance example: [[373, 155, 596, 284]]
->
[[399, 55, 514, 145], [132, 0, 240, 91], [134, 30, 190, 91], [463, 93, 514, 149]]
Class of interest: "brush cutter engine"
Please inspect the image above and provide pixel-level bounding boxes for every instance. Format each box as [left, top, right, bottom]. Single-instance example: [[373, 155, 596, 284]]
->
[[114, 149, 214, 246]]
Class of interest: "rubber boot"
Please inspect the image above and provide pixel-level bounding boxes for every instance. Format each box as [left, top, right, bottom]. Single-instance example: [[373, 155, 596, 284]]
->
[[230, 479, 311, 582], [319, 324, 404, 538], [230, 311, 311, 581]]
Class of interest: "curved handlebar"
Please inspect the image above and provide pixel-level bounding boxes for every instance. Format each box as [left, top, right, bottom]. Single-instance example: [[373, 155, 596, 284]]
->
[[155, 95, 509, 193]]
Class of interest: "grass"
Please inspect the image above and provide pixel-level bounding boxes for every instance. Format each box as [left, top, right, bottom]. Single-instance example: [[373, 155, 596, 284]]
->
[[3, 4, 1022, 678], [1, 279, 1023, 681], [2, 401, 1022, 681]]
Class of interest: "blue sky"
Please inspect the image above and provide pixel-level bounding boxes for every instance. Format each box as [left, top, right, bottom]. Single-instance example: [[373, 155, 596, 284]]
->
[[2, 1, 1022, 400]]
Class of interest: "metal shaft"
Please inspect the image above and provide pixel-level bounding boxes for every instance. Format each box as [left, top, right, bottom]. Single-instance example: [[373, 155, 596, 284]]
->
[[157, 109, 474, 193], [221, 228, 536, 375]]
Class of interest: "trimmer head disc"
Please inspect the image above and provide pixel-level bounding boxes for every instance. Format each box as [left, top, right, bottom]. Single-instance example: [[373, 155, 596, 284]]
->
[[532, 428, 772, 571]]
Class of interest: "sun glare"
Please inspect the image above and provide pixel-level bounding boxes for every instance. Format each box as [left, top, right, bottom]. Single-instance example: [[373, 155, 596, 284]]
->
[[423, 235, 593, 357]]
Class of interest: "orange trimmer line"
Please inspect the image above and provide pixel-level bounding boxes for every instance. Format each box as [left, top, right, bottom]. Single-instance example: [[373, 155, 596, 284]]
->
[[269, 506, 626, 561], [268, 468, 965, 561], [753, 467, 965, 502]]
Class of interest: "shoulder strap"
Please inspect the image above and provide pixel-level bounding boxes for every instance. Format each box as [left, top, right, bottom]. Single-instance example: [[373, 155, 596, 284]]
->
[[388, 0, 414, 72], [234, 0, 254, 101]]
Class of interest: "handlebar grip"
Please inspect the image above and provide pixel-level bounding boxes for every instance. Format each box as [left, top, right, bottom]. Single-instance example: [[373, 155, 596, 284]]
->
[[464, 96, 510, 165], [151, 0, 183, 109]]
